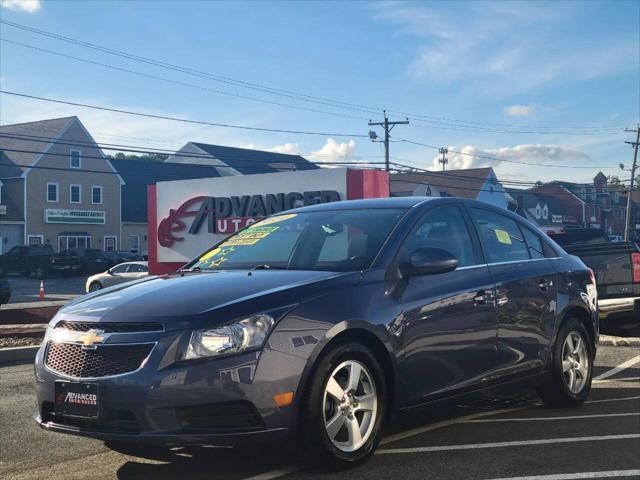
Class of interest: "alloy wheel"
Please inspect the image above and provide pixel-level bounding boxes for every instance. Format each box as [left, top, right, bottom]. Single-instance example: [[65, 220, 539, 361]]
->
[[322, 360, 377, 453], [562, 331, 589, 394], [89, 283, 102, 292]]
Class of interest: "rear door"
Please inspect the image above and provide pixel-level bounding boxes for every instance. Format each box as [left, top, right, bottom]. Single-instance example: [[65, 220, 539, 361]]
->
[[398, 205, 497, 404], [468, 207, 558, 379]]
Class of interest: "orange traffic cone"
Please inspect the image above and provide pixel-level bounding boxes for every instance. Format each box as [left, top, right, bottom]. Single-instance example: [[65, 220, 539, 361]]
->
[[39, 280, 45, 299]]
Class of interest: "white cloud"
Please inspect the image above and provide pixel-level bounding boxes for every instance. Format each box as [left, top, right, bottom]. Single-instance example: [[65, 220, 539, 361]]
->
[[431, 144, 590, 170], [243, 142, 301, 155], [0, 0, 41, 13], [308, 138, 356, 161], [504, 104, 535, 117]]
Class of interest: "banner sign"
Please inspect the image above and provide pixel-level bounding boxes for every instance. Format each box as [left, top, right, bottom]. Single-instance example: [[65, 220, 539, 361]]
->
[[45, 209, 105, 224]]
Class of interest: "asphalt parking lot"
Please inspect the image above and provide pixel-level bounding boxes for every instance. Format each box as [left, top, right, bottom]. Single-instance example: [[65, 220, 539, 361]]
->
[[2, 275, 86, 304], [0, 344, 638, 480]]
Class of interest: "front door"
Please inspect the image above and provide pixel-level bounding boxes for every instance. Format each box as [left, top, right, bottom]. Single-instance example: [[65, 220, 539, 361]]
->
[[398, 205, 497, 405], [104, 236, 117, 252], [468, 207, 558, 378]]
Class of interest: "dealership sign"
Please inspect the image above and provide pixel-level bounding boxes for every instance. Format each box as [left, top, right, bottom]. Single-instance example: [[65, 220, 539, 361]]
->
[[45, 209, 105, 224], [151, 168, 389, 268], [158, 190, 340, 248]]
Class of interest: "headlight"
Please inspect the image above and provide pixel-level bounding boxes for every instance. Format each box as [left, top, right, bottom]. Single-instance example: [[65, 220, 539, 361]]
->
[[184, 313, 275, 359]]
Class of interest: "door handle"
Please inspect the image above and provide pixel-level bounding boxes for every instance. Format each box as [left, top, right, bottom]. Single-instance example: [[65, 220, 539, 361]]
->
[[538, 278, 553, 290], [473, 291, 487, 305]]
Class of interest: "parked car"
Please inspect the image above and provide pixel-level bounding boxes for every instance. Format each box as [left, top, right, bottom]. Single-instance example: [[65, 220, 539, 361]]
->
[[547, 228, 639, 333], [60, 248, 113, 274], [0, 279, 10, 305], [0, 244, 82, 278], [35, 198, 597, 466], [85, 261, 149, 292], [608, 234, 624, 242]]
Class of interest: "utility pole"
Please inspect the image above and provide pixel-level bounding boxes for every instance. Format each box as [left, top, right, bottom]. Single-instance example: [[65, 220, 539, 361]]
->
[[623, 126, 639, 241], [438, 147, 449, 171], [368, 110, 409, 171]]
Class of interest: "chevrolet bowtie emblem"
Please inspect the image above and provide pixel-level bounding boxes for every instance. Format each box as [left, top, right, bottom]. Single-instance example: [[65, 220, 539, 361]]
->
[[79, 329, 106, 349]]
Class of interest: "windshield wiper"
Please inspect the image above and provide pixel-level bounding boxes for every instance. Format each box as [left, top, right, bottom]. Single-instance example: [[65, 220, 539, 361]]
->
[[249, 264, 288, 271]]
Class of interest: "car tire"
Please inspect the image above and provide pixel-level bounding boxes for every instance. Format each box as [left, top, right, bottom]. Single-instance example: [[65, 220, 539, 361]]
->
[[88, 281, 103, 292], [537, 318, 593, 408], [299, 341, 386, 468]]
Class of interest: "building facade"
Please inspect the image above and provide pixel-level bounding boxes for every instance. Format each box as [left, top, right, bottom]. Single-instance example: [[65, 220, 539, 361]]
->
[[390, 167, 511, 209], [0, 117, 122, 253]]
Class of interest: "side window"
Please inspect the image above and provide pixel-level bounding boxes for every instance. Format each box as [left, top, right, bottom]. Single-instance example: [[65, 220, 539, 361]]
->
[[111, 264, 128, 274], [404, 206, 477, 267], [128, 264, 146, 273], [521, 225, 545, 259], [469, 208, 529, 263]]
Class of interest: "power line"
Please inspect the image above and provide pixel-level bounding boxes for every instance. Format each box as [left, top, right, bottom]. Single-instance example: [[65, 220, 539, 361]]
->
[[1, 130, 627, 175], [395, 137, 618, 170], [0, 90, 368, 138], [0, 19, 627, 134], [0, 38, 368, 122]]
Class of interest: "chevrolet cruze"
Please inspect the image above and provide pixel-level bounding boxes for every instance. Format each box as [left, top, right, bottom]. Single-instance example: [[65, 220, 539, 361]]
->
[[34, 198, 598, 466]]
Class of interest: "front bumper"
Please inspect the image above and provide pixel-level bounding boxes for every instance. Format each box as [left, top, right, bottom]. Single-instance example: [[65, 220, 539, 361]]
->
[[598, 297, 640, 323], [33, 333, 308, 446]]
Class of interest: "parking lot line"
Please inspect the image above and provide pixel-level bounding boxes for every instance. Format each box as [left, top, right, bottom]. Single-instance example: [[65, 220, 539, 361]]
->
[[379, 407, 526, 446], [593, 355, 640, 381], [466, 412, 639, 423], [485, 469, 640, 480], [593, 376, 640, 384], [585, 395, 640, 404], [375, 433, 640, 454], [242, 465, 303, 480]]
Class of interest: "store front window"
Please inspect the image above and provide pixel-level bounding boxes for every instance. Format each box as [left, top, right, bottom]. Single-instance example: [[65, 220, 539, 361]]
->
[[58, 235, 91, 252]]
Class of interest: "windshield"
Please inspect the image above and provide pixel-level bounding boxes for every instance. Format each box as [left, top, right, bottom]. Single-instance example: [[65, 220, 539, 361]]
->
[[187, 208, 406, 272]]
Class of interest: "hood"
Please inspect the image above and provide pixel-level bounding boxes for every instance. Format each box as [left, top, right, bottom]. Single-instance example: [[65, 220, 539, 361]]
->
[[55, 270, 357, 331]]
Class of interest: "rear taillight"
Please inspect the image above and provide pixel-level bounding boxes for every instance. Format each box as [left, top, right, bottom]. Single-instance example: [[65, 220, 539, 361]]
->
[[632, 253, 640, 284], [49, 256, 55, 264], [587, 268, 596, 285]]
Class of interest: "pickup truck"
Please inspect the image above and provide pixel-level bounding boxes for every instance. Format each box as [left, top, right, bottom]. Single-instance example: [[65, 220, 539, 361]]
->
[[547, 228, 640, 333], [0, 244, 82, 279]]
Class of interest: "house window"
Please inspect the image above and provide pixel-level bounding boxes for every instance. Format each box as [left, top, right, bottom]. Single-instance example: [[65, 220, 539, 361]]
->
[[92, 185, 103, 204], [70, 150, 82, 169], [542, 204, 549, 220], [535, 203, 542, 219], [47, 183, 59, 202], [70, 184, 81, 204]]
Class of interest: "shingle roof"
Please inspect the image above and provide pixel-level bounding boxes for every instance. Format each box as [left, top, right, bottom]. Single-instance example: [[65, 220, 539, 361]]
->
[[109, 158, 221, 222], [391, 168, 492, 199], [180, 142, 318, 175], [0, 117, 75, 178]]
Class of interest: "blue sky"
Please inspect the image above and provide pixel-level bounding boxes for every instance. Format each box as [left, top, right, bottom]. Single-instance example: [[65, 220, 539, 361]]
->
[[0, 0, 638, 183]]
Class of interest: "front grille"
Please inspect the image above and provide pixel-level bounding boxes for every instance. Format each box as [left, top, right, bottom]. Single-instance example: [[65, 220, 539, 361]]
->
[[55, 321, 163, 333], [45, 342, 153, 378]]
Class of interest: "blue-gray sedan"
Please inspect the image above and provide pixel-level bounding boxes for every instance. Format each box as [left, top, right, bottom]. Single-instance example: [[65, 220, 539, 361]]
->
[[34, 197, 598, 466]]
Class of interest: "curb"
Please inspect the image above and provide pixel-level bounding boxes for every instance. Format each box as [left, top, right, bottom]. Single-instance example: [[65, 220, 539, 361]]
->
[[0, 345, 39, 362], [599, 335, 640, 347]]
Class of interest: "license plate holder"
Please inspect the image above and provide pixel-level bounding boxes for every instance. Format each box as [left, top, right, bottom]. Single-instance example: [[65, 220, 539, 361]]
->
[[54, 381, 100, 418]]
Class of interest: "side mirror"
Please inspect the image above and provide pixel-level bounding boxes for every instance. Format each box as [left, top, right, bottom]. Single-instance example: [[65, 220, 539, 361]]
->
[[403, 247, 458, 277]]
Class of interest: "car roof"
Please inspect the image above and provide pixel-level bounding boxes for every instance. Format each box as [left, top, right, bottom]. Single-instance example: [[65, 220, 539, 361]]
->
[[287, 196, 439, 213], [116, 261, 148, 266]]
